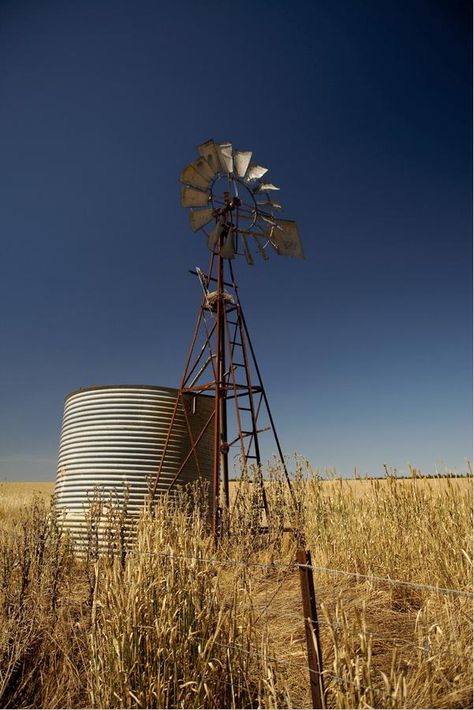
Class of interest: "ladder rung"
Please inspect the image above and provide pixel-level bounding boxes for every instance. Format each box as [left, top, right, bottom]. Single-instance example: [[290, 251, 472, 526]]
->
[[238, 406, 251, 411], [230, 341, 242, 346], [226, 388, 262, 399]]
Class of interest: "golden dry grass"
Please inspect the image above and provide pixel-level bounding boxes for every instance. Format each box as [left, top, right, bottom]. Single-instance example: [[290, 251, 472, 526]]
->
[[0, 482, 54, 532], [0, 481, 53, 505], [0, 467, 471, 708]]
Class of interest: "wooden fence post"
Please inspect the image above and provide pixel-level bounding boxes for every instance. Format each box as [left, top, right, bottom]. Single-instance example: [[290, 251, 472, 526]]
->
[[297, 548, 325, 709]]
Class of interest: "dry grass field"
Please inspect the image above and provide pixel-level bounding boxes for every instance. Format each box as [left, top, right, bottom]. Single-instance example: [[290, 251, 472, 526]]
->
[[0, 482, 53, 520], [0, 466, 471, 708]]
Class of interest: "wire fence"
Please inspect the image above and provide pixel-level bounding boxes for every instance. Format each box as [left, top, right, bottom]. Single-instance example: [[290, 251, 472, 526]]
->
[[96, 544, 472, 707], [130, 549, 473, 599]]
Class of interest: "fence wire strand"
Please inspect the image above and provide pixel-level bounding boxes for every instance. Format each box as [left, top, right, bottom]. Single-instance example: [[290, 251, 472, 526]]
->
[[130, 549, 473, 598]]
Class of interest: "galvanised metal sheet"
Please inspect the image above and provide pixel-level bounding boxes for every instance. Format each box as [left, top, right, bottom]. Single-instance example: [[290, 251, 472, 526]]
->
[[55, 385, 214, 541]]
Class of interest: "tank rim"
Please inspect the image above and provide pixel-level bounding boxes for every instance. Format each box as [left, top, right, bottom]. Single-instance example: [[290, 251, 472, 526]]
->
[[65, 384, 211, 402]]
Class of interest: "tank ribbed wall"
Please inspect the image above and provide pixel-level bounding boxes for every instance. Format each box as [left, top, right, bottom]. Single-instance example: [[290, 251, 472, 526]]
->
[[55, 385, 214, 536]]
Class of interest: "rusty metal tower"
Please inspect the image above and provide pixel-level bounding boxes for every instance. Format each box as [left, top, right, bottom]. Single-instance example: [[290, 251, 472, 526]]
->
[[151, 140, 304, 542]]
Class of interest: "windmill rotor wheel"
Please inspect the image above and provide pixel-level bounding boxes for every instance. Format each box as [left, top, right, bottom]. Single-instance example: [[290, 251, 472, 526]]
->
[[180, 139, 305, 263]]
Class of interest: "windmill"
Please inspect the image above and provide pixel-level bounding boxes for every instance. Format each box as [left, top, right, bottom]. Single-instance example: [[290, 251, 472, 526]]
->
[[151, 139, 304, 543]]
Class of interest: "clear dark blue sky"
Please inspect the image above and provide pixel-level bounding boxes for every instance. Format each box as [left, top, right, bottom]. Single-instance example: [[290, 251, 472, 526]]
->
[[0, 0, 471, 480]]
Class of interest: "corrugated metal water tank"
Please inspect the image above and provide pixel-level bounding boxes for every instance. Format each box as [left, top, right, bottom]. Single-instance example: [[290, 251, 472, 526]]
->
[[55, 385, 214, 541]]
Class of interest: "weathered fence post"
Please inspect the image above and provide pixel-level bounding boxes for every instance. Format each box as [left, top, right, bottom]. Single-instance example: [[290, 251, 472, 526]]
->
[[297, 548, 325, 709]]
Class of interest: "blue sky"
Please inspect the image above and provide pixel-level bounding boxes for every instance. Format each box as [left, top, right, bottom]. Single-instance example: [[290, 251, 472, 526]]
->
[[0, 0, 471, 480]]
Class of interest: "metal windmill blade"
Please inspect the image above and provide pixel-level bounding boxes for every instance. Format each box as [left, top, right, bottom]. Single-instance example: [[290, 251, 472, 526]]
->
[[198, 140, 222, 175], [182, 186, 210, 208], [256, 182, 280, 192], [220, 230, 235, 259], [254, 234, 270, 261], [234, 151, 252, 178], [241, 235, 254, 265], [217, 142, 233, 173], [207, 221, 225, 251], [189, 208, 214, 232], [180, 163, 210, 191], [194, 156, 215, 181], [246, 164, 268, 181], [257, 199, 282, 210]]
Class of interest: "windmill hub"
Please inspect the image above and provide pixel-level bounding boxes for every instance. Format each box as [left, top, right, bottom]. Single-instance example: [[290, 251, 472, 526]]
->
[[210, 176, 258, 235]]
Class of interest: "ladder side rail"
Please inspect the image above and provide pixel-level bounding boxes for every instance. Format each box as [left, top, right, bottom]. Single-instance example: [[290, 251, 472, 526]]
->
[[229, 262, 296, 503]]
